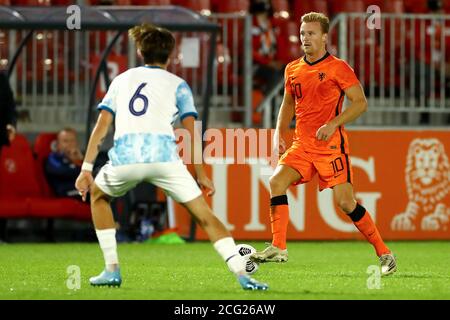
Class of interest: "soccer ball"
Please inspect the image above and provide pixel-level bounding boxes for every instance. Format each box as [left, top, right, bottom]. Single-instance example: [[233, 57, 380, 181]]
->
[[236, 243, 259, 275]]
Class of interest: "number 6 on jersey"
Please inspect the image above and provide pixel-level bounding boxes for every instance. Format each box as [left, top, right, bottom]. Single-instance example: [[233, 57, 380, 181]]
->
[[129, 83, 148, 116]]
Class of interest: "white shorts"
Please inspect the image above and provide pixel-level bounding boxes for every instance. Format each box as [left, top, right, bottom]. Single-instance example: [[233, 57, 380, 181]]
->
[[94, 160, 202, 203]]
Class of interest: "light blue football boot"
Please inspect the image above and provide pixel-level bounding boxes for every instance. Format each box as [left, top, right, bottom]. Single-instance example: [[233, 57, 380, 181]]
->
[[89, 268, 122, 287], [238, 275, 269, 291]]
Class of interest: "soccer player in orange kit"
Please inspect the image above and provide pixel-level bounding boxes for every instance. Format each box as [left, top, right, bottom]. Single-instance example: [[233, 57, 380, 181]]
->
[[250, 12, 397, 276]]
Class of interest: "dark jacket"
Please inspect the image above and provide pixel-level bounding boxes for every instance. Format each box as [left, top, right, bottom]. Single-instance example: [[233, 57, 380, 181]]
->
[[45, 152, 81, 197], [0, 71, 17, 148]]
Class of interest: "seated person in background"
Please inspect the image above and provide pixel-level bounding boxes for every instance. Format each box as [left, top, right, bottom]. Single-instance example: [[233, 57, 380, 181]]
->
[[45, 128, 84, 197]]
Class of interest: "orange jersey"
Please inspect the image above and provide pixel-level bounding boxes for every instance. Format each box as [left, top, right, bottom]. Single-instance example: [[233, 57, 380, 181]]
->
[[285, 52, 360, 154]]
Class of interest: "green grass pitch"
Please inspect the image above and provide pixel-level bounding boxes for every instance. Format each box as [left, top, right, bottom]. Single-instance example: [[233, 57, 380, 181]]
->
[[1, 241, 449, 300]]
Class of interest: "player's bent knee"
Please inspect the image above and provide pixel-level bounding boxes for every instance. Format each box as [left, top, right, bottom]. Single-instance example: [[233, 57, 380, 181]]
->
[[337, 199, 357, 214], [269, 175, 287, 195]]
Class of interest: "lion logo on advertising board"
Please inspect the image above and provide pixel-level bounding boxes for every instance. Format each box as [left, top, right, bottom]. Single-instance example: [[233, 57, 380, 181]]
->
[[391, 138, 450, 231]]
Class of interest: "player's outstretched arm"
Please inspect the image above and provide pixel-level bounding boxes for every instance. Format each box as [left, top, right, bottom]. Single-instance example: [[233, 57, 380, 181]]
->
[[75, 110, 113, 201], [316, 84, 367, 141], [181, 115, 215, 197], [274, 90, 295, 157]]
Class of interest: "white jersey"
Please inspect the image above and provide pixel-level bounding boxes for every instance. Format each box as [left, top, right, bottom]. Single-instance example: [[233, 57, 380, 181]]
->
[[97, 66, 198, 166]]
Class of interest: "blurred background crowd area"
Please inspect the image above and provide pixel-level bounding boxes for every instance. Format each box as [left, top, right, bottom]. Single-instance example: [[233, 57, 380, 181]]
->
[[0, 0, 449, 133]]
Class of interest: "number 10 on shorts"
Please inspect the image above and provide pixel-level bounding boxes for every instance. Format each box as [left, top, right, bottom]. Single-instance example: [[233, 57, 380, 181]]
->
[[330, 157, 344, 175]]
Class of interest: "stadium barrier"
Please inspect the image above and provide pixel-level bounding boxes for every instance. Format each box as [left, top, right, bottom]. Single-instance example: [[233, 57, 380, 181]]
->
[[0, 7, 253, 132], [173, 128, 450, 240], [2, 9, 448, 132]]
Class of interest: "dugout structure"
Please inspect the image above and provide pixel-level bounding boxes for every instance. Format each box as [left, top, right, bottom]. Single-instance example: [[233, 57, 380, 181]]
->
[[0, 5, 219, 140], [0, 5, 219, 241]]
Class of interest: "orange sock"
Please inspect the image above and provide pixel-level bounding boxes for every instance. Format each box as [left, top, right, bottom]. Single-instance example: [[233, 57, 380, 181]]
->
[[270, 195, 289, 250], [350, 204, 390, 257]]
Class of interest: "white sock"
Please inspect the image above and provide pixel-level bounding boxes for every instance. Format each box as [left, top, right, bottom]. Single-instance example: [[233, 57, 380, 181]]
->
[[213, 237, 245, 275], [96, 229, 119, 272]]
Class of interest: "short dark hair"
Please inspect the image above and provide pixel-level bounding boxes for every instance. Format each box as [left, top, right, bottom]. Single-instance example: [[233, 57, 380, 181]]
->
[[129, 23, 175, 65]]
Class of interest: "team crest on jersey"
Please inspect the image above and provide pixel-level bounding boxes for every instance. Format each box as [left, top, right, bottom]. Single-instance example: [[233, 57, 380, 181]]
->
[[318, 72, 326, 81]]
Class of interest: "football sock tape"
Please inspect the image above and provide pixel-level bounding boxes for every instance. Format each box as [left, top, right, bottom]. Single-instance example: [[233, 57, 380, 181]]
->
[[270, 195, 288, 206], [348, 203, 366, 222]]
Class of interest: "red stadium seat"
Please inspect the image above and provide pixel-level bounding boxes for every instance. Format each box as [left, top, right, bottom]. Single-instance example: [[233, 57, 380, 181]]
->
[[403, 0, 428, 13], [131, 0, 171, 5], [29, 197, 91, 221], [293, 0, 329, 24], [0, 135, 37, 218], [116, 0, 132, 5], [445, 0, 450, 13], [215, 42, 234, 86], [350, 43, 374, 88], [275, 19, 302, 64], [0, 199, 28, 218], [214, 0, 249, 13], [271, 0, 290, 19], [280, 41, 302, 65], [33, 133, 58, 197], [14, 31, 73, 83], [172, 0, 211, 15], [0, 31, 8, 66], [364, 0, 383, 8], [52, 0, 74, 5], [34, 133, 58, 160], [0, 134, 91, 222], [383, 0, 405, 13], [329, 0, 366, 15], [16, 56, 74, 84], [350, 41, 399, 91], [13, 0, 52, 5], [0, 135, 41, 198], [364, 0, 404, 13]]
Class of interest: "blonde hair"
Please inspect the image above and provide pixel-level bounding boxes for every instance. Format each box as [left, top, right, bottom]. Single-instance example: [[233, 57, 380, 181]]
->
[[301, 12, 330, 34]]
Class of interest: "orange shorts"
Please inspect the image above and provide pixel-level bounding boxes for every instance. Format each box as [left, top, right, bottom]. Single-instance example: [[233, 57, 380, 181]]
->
[[279, 144, 353, 191]]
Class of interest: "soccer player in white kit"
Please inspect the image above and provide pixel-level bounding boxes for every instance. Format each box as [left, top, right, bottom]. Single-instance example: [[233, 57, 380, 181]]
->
[[75, 24, 268, 290]]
